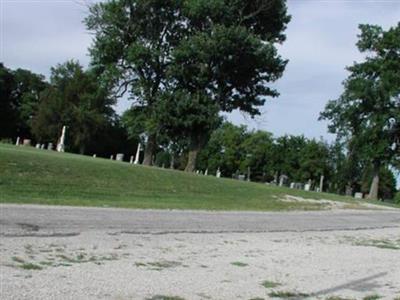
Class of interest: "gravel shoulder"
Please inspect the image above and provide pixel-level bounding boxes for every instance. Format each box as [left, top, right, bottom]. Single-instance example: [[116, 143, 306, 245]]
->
[[1, 204, 400, 300]]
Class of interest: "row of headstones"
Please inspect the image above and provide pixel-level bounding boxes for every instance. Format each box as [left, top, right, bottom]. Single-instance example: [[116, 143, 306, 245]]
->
[[15, 137, 55, 151]]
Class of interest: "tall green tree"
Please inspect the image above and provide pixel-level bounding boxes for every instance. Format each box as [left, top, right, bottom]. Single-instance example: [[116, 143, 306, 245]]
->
[[164, 0, 290, 171], [32, 61, 116, 154], [0, 63, 47, 139], [320, 23, 400, 199], [85, 0, 184, 165]]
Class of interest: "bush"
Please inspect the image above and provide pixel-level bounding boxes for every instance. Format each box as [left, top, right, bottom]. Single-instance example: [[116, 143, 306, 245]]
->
[[395, 192, 400, 204]]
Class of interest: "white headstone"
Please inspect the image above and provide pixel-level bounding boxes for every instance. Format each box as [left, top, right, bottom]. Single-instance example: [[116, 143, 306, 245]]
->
[[93, 154, 97, 158], [35, 143, 40, 149], [130, 156, 134, 164], [16, 137, 20, 146], [23, 139, 31, 146], [47, 143, 53, 150], [205, 169, 208, 176], [319, 175, 324, 192], [216, 168, 221, 178], [110, 155, 114, 160], [354, 192, 363, 199], [304, 184, 311, 191], [116, 153, 124, 161], [134, 143, 141, 164], [40, 144, 45, 149], [56, 125, 66, 152], [290, 182, 295, 189]]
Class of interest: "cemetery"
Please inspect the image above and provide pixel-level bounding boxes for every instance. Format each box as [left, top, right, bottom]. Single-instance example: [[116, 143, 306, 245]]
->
[[1, 0, 399, 299]]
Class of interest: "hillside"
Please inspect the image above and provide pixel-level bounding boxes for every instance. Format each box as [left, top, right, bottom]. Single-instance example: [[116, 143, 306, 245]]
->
[[0, 143, 394, 211]]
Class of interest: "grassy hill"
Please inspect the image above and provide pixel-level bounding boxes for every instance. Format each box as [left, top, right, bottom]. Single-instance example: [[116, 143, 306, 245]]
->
[[0, 143, 395, 211]]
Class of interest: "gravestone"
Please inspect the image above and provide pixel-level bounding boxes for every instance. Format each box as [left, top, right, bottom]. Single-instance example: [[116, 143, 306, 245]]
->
[[23, 139, 31, 146], [40, 144, 45, 149], [204, 169, 208, 176], [93, 154, 97, 158], [15, 137, 20, 146], [279, 174, 288, 187], [56, 125, 66, 152], [304, 183, 311, 191], [319, 175, 324, 192], [216, 168, 221, 178], [134, 143, 141, 164], [116, 153, 124, 161], [238, 175, 245, 181], [354, 192, 363, 199], [35, 143, 40, 149], [290, 182, 295, 189], [110, 155, 114, 160], [130, 156, 134, 164], [47, 143, 53, 150]]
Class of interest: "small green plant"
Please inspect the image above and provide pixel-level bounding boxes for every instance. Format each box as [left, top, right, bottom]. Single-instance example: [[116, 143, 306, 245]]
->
[[261, 280, 281, 288], [325, 296, 354, 300], [268, 291, 309, 298], [146, 296, 185, 300], [231, 261, 248, 267], [20, 263, 42, 270], [363, 295, 381, 300]]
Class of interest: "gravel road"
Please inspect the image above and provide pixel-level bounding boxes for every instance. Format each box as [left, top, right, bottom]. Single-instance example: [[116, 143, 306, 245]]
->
[[1, 204, 399, 300]]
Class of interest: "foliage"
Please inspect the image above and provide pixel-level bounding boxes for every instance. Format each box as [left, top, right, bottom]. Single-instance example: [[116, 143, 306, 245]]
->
[[0, 63, 47, 139], [31, 61, 116, 154], [320, 23, 400, 198]]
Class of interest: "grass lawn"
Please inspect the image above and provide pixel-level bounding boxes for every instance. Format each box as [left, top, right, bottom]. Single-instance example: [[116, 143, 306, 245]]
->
[[0, 143, 396, 211]]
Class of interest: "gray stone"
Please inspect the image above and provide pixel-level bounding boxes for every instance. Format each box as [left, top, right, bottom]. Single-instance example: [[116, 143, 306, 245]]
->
[[56, 125, 66, 152], [47, 143, 53, 150], [354, 192, 363, 199], [116, 153, 124, 161], [23, 139, 31, 146], [15, 137, 20, 146]]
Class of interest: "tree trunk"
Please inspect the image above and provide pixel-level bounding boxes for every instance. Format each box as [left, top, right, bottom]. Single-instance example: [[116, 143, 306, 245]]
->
[[368, 160, 380, 200], [170, 153, 175, 169], [184, 148, 199, 172], [142, 133, 156, 166]]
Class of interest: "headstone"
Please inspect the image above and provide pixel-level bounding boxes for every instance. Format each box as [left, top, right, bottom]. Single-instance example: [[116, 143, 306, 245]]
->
[[35, 143, 40, 149], [130, 156, 134, 164], [15, 137, 20, 146], [93, 154, 97, 158], [304, 184, 311, 191], [354, 192, 363, 199], [204, 169, 208, 176], [238, 175, 245, 181], [116, 153, 124, 161], [47, 143, 53, 150], [40, 144, 45, 149], [319, 175, 324, 192], [216, 168, 221, 178], [196, 170, 200, 174], [290, 182, 295, 189], [110, 155, 114, 160], [56, 125, 66, 152], [134, 143, 141, 164], [23, 139, 31, 146], [279, 174, 288, 187]]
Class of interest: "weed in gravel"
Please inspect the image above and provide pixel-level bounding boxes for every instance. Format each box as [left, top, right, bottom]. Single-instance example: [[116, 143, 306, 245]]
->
[[20, 263, 42, 270], [261, 280, 281, 288], [249, 298, 265, 300], [325, 296, 355, 300], [362, 295, 381, 300], [137, 261, 182, 270], [146, 296, 185, 300], [268, 291, 309, 298], [231, 261, 248, 267]]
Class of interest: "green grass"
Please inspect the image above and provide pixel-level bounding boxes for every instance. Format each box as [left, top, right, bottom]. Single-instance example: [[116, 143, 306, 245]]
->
[[231, 261, 248, 267], [268, 291, 309, 298], [20, 263, 43, 270], [0, 143, 395, 211], [261, 280, 281, 288]]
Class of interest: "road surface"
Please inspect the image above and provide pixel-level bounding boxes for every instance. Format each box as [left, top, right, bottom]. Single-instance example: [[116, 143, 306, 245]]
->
[[1, 204, 399, 236]]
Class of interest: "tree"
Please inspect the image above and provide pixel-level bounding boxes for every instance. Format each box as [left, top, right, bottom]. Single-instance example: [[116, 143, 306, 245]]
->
[[320, 23, 400, 199], [85, 0, 184, 165], [0, 64, 47, 139], [32, 61, 116, 154], [163, 0, 290, 171]]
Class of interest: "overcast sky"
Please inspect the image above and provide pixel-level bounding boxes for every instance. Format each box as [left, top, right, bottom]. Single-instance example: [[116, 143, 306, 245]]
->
[[1, 0, 399, 141]]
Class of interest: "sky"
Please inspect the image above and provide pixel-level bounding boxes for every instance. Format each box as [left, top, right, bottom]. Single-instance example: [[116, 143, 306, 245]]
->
[[1, 0, 399, 184]]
